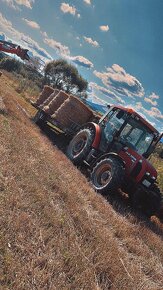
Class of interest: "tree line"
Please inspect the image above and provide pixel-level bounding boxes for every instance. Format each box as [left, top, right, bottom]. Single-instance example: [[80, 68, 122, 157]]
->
[[0, 54, 88, 98]]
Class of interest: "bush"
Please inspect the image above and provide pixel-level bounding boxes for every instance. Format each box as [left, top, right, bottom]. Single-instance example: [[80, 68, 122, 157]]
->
[[0, 57, 22, 73]]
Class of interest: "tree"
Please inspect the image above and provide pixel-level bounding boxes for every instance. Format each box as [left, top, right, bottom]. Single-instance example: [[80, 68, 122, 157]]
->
[[0, 57, 22, 73], [44, 59, 88, 97]]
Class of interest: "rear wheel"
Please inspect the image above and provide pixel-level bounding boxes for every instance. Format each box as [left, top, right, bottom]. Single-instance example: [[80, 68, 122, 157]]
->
[[132, 184, 161, 217], [66, 128, 95, 164], [91, 157, 125, 195]]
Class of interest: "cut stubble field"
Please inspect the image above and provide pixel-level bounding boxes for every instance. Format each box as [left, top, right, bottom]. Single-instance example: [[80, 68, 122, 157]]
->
[[0, 72, 163, 290]]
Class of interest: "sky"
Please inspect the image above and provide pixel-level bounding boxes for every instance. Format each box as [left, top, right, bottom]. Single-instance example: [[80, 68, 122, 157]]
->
[[0, 0, 163, 132]]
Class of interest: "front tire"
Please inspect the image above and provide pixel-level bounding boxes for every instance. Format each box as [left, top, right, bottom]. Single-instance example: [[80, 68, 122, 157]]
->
[[91, 157, 125, 195], [132, 184, 162, 217], [66, 127, 95, 164]]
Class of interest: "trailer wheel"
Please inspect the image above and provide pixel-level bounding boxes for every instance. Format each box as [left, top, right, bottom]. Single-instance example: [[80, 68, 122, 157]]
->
[[132, 184, 161, 217], [33, 110, 46, 126], [91, 157, 125, 195], [66, 127, 95, 164]]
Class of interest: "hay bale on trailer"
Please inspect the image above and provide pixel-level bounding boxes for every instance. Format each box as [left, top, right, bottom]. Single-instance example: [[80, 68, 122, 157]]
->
[[40, 89, 59, 109], [52, 95, 94, 128], [35, 86, 54, 106], [44, 90, 69, 115]]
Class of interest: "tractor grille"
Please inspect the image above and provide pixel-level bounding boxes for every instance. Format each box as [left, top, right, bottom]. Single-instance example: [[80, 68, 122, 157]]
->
[[141, 173, 155, 188]]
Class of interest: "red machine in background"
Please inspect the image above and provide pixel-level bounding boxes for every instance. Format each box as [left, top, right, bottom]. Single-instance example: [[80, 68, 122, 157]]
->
[[0, 40, 30, 61]]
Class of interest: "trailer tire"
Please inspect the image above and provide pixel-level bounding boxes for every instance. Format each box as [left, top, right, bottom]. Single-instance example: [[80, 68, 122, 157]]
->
[[91, 157, 125, 195], [132, 184, 161, 217], [33, 110, 46, 126], [66, 127, 95, 164]]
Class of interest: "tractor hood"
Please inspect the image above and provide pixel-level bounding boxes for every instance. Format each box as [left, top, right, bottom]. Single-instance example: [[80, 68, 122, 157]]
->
[[119, 147, 157, 183], [141, 157, 157, 180]]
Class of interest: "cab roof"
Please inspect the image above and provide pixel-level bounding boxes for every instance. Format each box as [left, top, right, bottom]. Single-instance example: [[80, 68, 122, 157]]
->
[[113, 105, 159, 134]]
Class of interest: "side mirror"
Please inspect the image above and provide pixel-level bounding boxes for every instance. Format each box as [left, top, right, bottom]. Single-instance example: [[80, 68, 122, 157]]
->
[[107, 104, 111, 109]]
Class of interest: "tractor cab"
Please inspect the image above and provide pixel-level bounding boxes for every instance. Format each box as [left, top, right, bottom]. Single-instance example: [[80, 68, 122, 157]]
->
[[99, 105, 159, 159]]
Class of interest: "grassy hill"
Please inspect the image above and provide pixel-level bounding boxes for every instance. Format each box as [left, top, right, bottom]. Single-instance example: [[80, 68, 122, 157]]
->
[[0, 71, 163, 290]]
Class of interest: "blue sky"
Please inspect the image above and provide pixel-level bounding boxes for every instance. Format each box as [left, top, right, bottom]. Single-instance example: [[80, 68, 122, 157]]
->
[[0, 0, 163, 132]]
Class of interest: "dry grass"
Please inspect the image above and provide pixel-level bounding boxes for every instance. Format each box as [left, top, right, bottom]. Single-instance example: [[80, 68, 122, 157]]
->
[[0, 72, 163, 290], [150, 155, 163, 192]]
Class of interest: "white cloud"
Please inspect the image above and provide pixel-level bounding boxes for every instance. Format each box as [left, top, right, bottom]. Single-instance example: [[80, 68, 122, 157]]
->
[[1, 0, 19, 10], [147, 107, 163, 120], [15, 0, 34, 9], [69, 55, 93, 68], [144, 92, 159, 106], [83, 0, 91, 5], [94, 64, 145, 98], [149, 92, 159, 100], [60, 3, 77, 16], [83, 36, 99, 47], [0, 12, 21, 39], [144, 97, 157, 106], [43, 37, 70, 56], [135, 102, 163, 121], [89, 82, 125, 104], [42, 33, 93, 68], [2, 0, 34, 9], [88, 93, 106, 105], [41, 31, 48, 38], [22, 18, 40, 29], [100, 25, 109, 32]]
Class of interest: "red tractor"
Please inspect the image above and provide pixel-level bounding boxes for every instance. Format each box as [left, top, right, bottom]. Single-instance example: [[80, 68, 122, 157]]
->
[[67, 105, 162, 217]]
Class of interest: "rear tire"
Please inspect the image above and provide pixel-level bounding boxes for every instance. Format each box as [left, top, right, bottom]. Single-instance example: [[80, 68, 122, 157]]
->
[[91, 157, 125, 195], [132, 184, 161, 217], [66, 127, 95, 164]]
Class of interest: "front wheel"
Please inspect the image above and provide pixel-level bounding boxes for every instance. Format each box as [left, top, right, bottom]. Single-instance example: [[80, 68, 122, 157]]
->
[[132, 184, 162, 217], [66, 127, 95, 165], [91, 157, 125, 195]]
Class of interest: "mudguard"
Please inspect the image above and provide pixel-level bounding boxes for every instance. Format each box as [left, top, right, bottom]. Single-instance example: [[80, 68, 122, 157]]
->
[[91, 152, 126, 169], [80, 122, 101, 149]]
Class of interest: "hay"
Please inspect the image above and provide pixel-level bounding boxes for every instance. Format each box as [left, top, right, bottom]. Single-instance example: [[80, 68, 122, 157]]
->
[[44, 90, 69, 115], [35, 86, 54, 106], [40, 89, 59, 109], [52, 94, 94, 128]]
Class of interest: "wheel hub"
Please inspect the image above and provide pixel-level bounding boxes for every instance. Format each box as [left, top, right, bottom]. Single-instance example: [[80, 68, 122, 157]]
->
[[100, 171, 111, 185], [94, 164, 112, 187], [73, 137, 86, 155]]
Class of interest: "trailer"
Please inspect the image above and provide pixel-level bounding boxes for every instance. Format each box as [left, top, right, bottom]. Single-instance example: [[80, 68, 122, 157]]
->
[[31, 85, 99, 136]]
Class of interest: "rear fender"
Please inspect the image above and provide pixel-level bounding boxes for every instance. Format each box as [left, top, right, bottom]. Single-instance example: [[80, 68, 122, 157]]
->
[[80, 122, 101, 149], [92, 152, 126, 168]]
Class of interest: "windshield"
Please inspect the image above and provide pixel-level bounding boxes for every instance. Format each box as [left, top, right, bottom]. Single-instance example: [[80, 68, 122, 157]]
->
[[119, 118, 154, 155], [103, 109, 127, 142]]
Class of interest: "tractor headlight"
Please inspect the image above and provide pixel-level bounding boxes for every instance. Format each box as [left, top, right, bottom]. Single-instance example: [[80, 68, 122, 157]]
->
[[142, 179, 151, 187]]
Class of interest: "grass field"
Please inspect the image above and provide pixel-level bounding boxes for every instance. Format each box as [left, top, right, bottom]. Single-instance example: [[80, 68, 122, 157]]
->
[[0, 71, 163, 290]]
